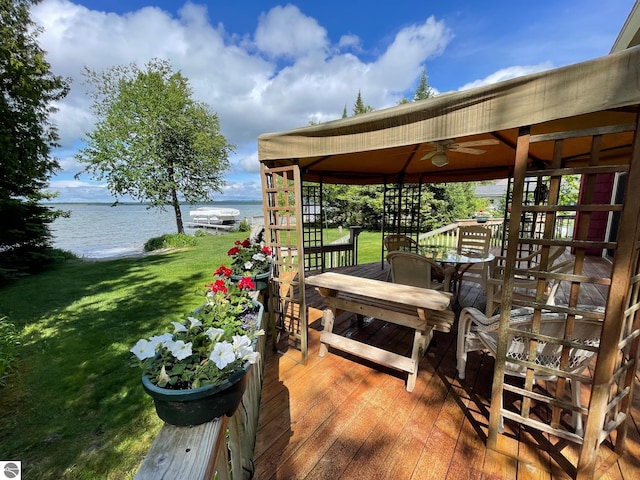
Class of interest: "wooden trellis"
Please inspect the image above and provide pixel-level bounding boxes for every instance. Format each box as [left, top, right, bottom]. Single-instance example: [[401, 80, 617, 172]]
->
[[490, 122, 640, 479], [260, 164, 308, 364]]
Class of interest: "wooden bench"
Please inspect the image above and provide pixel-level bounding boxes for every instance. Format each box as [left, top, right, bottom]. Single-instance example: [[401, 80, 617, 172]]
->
[[306, 272, 454, 392]]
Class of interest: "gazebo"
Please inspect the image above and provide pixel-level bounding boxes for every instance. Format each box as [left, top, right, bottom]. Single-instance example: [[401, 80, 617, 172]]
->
[[257, 44, 640, 479]]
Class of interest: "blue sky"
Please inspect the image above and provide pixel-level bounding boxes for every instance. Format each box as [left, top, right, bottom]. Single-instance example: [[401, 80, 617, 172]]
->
[[31, 0, 635, 203]]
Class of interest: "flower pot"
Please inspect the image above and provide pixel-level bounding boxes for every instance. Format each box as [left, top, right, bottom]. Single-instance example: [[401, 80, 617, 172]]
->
[[142, 366, 251, 426]]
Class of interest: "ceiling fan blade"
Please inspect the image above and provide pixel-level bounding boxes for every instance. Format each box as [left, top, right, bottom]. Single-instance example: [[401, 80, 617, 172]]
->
[[450, 147, 486, 155], [420, 151, 436, 161], [454, 139, 499, 148]]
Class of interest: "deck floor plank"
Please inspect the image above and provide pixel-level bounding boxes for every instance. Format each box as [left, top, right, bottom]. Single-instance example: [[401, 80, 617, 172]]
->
[[254, 257, 640, 479]]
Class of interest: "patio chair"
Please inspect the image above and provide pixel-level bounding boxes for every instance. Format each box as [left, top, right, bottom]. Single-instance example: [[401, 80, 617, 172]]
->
[[456, 225, 492, 292], [384, 234, 419, 253], [485, 246, 570, 315], [387, 250, 452, 292], [457, 306, 603, 435]]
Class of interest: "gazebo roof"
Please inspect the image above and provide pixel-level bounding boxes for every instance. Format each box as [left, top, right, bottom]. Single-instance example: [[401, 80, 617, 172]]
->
[[258, 45, 640, 184]]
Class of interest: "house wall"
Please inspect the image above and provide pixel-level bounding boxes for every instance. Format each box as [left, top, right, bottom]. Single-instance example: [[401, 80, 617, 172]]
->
[[576, 173, 615, 255]]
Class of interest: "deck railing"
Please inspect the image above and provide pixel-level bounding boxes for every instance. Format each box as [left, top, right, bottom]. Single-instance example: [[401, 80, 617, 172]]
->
[[135, 307, 268, 480], [416, 214, 575, 253], [304, 226, 363, 271], [417, 219, 505, 251]]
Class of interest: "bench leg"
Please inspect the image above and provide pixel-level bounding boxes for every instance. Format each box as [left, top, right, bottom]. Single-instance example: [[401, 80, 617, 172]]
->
[[319, 309, 335, 357], [406, 328, 433, 392]]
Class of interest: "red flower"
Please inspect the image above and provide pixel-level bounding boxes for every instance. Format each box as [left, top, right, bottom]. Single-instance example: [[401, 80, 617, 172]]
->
[[238, 277, 256, 290], [207, 279, 228, 294], [214, 265, 233, 277], [261, 245, 272, 256], [241, 238, 251, 248], [227, 246, 240, 256]]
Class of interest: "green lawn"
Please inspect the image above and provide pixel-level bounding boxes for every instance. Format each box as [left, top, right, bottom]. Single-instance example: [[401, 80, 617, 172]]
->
[[0, 230, 384, 479]]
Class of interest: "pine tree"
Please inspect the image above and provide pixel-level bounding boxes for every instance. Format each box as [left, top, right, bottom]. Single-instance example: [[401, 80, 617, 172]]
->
[[0, 0, 70, 281], [413, 68, 434, 101], [352, 90, 374, 115]]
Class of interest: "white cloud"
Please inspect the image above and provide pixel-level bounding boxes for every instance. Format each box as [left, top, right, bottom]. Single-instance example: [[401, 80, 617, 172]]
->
[[236, 152, 261, 174], [458, 63, 554, 91], [219, 180, 263, 200], [338, 34, 361, 51], [32, 0, 565, 202], [371, 16, 453, 91], [56, 154, 83, 172], [254, 5, 328, 59]]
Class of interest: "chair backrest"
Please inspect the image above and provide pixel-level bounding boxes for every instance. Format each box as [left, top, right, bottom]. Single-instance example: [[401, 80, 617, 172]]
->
[[384, 234, 419, 253], [387, 251, 445, 290], [457, 226, 491, 256], [478, 313, 602, 380]]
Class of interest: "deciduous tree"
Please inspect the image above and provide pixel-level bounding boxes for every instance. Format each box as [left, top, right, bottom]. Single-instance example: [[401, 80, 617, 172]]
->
[[76, 59, 234, 233]]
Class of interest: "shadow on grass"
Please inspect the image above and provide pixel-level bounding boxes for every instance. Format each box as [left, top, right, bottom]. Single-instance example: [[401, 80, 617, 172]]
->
[[0, 249, 219, 479]]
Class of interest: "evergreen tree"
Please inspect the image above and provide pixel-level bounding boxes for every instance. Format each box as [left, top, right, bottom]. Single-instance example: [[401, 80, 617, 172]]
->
[[413, 68, 434, 101], [342, 105, 348, 118], [352, 90, 374, 115], [0, 0, 70, 282]]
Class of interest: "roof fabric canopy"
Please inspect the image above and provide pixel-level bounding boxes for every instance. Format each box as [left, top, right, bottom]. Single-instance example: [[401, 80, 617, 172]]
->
[[258, 46, 640, 184]]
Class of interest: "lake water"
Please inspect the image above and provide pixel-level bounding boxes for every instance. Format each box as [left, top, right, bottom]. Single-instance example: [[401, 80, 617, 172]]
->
[[49, 203, 264, 259]]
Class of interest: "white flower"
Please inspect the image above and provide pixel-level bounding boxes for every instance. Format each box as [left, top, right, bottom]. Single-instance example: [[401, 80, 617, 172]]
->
[[171, 322, 188, 333], [232, 335, 252, 350], [158, 365, 171, 386], [252, 252, 266, 262], [204, 327, 225, 341], [243, 260, 254, 270], [167, 340, 192, 361], [233, 335, 255, 359], [210, 341, 236, 369], [187, 317, 202, 329], [130, 339, 156, 360], [242, 351, 260, 365], [149, 333, 173, 349]]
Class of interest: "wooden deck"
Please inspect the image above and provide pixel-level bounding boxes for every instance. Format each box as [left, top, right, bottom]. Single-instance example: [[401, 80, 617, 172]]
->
[[254, 256, 640, 479]]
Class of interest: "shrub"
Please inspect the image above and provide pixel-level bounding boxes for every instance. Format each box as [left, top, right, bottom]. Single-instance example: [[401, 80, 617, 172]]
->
[[144, 233, 198, 252], [0, 316, 20, 387], [238, 218, 251, 232]]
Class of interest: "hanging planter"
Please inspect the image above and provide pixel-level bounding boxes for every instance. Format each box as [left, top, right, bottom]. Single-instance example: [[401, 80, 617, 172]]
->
[[141, 365, 250, 426], [130, 265, 265, 426]]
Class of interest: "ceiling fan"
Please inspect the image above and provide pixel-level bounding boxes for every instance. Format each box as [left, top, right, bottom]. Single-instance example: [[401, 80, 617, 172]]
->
[[420, 138, 500, 167]]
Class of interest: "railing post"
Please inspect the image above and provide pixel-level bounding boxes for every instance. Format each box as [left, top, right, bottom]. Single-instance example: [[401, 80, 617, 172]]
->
[[349, 226, 363, 265]]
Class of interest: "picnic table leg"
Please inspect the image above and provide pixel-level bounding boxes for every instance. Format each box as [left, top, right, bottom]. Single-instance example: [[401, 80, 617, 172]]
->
[[407, 328, 433, 392], [319, 308, 335, 357]]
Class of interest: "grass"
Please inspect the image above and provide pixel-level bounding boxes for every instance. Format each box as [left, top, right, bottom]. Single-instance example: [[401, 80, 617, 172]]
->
[[0, 229, 384, 479], [0, 233, 238, 479]]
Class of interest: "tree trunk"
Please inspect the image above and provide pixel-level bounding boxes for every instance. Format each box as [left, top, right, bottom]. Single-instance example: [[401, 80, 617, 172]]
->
[[171, 189, 184, 233]]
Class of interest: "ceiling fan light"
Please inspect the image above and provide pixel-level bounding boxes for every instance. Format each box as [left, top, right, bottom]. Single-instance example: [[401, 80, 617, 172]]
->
[[431, 152, 449, 167]]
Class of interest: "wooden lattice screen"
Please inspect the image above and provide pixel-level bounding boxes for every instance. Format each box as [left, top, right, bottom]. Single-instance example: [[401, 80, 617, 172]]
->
[[381, 181, 422, 265], [490, 122, 640, 479], [302, 182, 323, 272], [260, 164, 308, 364]]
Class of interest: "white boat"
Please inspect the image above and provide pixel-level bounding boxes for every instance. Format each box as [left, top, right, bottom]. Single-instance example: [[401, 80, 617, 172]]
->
[[189, 206, 240, 225]]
